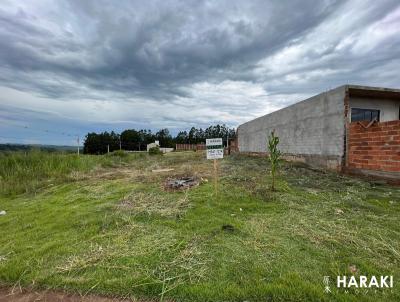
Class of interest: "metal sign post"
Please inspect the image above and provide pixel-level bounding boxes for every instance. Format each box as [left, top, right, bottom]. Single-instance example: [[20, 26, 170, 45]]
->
[[206, 138, 223, 199]]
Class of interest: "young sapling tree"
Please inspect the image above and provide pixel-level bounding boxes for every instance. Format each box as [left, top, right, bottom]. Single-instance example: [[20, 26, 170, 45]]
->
[[267, 130, 281, 191]]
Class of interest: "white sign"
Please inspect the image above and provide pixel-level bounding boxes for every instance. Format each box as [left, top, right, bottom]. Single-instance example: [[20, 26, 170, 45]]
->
[[206, 138, 223, 160], [206, 138, 223, 146]]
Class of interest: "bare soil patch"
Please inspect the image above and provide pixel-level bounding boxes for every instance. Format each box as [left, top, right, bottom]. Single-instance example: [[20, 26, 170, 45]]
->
[[151, 168, 174, 173], [163, 177, 199, 191]]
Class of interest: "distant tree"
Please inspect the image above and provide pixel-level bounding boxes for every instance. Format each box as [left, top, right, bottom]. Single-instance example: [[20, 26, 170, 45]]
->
[[197, 128, 205, 143], [267, 130, 281, 191], [138, 129, 154, 151], [188, 127, 198, 144], [175, 131, 188, 144], [156, 128, 173, 147], [83, 132, 99, 154], [83, 131, 119, 154], [121, 129, 141, 150], [83, 124, 236, 154], [202, 124, 235, 146], [105, 131, 120, 152], [204, 125, 213, 139]]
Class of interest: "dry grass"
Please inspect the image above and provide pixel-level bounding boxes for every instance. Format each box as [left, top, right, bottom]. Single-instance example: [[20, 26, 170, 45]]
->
[[117, 190, 190, 218], [1, 152, 399, 302]]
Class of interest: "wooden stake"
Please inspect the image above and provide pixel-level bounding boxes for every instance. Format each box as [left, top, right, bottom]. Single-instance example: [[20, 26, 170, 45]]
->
[[214, 159, 218, 198]]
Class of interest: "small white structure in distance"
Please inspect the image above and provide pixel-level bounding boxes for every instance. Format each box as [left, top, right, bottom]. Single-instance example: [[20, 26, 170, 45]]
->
[[147, 140, 160, 151], [147, 141, 174, 153]]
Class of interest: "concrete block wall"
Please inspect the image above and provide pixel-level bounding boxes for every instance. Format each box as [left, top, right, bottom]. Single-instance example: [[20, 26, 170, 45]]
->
[[237, 86, 346, 169], [347, 120, 400, 172]]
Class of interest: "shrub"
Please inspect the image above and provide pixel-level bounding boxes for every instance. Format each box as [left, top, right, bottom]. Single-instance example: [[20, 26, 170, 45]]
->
[[148, 146, 163, 155], [110, 150, 128, 157]]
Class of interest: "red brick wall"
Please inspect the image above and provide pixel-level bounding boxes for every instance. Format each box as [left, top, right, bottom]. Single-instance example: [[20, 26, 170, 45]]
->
[[196, 144, 206, 150], [175, 143, 206, 151], [347, 120, 400, 172], [229, 137, 238, 153], [175, 144, 196, 151]]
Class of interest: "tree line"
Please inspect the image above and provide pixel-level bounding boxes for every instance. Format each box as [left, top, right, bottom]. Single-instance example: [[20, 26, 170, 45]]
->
[[83, 124, 236, 154]]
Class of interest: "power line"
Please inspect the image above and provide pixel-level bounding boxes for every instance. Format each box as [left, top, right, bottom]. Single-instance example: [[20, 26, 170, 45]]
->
[[0, 134, 79, 149], [0, 120, 82, 138], [0, 135, 23, 140], [0, 121, 82, 155]]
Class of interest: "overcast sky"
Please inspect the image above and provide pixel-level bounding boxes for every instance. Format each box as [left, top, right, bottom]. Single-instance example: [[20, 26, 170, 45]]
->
[[0, 0, 399, 145]]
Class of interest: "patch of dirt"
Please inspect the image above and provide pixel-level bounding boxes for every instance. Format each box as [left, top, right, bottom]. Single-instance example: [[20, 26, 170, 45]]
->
[[0, 287, 137, 302], [163, 177, 199, 191], [151, 168, 174, 173], [335, 208, 344, 215], [349, 264, 358, 274]]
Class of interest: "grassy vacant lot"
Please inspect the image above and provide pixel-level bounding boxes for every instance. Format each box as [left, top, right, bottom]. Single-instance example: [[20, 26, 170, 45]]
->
[[0, 151, 399, 301]]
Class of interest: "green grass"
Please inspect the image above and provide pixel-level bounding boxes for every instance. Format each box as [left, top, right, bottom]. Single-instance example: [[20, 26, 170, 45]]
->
[[0, 150, 144, 196], [0, 151, 399, 301]]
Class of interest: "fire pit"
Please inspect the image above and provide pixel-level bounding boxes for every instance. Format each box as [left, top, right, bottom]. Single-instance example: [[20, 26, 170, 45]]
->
[[164, 176, 199, 191]]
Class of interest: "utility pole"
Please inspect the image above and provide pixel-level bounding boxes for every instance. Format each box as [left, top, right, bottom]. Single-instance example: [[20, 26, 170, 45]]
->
[[107, 144, 110, 154], [119, 135, 122, 150], [226, 131, 229, 155], [77, 136, 80, 156]]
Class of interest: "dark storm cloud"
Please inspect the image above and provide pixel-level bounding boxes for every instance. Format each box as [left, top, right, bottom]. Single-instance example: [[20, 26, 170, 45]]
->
[[0, 0, 342, 99], [0, 0, 400, 144]]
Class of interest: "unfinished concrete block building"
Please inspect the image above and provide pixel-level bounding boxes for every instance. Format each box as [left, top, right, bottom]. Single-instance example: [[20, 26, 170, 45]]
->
[[237, 85, 400, 179]]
